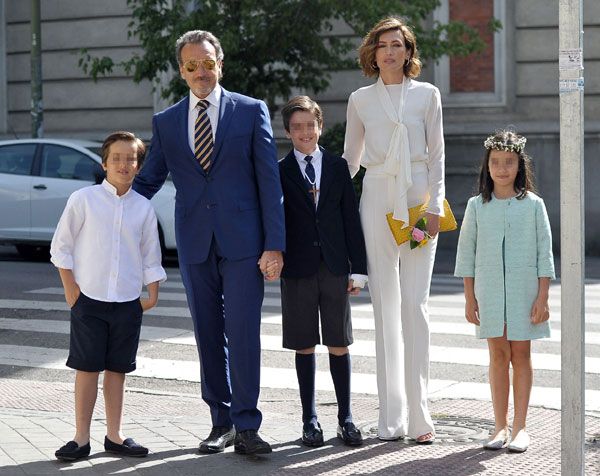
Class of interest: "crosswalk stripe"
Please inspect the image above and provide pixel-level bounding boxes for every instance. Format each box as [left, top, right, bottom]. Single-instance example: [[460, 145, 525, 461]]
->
[[32, 279, 600, 297], [5, 274, 600, 414], [2, 318, 599, 373], [3, 297, 600, 324], [1, 344, 598, 412]]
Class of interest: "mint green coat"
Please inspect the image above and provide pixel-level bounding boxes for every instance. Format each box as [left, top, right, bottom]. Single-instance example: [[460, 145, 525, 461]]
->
[[454, 192, 555, 340]]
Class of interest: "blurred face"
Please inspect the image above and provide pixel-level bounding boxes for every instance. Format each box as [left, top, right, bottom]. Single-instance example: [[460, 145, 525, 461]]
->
[[179, 41, 222, 99], [488, 150, 519, 190], [286, 110, 322, 155], [375, 29, 410, 77], [102, 140, 140, 192]]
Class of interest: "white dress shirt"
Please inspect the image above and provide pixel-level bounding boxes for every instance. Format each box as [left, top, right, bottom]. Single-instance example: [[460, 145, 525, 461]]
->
[[50, 180, 167, 302], [294, 147, 322, 206], [294, 147, 368, 289], [187, 86, 221, 154]]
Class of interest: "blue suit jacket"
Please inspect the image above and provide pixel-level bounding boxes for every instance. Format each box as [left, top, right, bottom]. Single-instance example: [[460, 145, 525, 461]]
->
[[133, 88, 285, 264]]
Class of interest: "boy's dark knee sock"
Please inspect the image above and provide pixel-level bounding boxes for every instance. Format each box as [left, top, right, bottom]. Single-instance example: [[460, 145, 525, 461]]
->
[[329, 352, 352, 426], [295, 353, 317, 426]]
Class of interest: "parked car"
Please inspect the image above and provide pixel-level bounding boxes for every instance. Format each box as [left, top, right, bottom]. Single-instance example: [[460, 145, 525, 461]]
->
[[0, 138, 176, 260]]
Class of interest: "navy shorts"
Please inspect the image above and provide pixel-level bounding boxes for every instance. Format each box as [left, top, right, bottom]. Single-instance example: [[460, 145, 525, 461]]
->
[[66, 293, 143, 373], [281, 261, 353, 350]]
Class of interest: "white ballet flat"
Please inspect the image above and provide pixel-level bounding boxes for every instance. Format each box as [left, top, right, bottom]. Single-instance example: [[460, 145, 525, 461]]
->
[[377, 434, 403, 441], [483, 428, 510, 450], [507, 430, 530, 453]]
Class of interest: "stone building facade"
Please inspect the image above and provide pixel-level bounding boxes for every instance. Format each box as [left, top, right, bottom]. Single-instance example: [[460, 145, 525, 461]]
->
[[1, 0, 598, 252]]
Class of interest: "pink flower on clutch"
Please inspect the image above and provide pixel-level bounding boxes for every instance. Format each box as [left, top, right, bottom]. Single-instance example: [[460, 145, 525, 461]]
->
[[409, 217, 431, 250], [411, 227, 425, 242]]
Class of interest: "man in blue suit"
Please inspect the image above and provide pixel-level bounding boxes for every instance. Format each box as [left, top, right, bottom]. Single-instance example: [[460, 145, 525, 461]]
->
[[133, 30, 285, 455]]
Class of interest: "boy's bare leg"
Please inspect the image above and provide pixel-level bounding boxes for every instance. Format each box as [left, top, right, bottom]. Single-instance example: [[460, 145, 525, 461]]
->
[[487, 333, 511, 437], [103, 370, 126, 443], [510, 340, 532, 434], [74, 370, 100, 446]]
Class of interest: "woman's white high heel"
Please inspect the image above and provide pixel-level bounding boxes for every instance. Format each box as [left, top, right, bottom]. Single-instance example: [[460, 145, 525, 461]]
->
[[483, 428, 510, 450], [507, 429, 530, 453]]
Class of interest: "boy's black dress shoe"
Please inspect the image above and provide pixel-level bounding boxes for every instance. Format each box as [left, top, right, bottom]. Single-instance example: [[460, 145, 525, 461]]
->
[[337, 422, 363, 446], [302, 422, 324, 447], [55, 441, 91, 461], [199, 426, 236, 454], [234, 429, 272, 455], [104, 436, 149, 457]]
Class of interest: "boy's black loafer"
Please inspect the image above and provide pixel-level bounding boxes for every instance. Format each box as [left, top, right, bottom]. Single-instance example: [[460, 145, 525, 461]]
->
[[302, 422, 324, 447], [104, 436, 148, 457], [55, 441, 91, 461], [337, 422, 363, 446]]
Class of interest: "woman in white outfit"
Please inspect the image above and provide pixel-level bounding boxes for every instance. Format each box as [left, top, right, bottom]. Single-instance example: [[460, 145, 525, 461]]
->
[[343, 17, 445, 444]]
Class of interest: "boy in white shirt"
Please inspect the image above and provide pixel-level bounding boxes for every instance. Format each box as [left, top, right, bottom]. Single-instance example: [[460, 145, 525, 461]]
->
[[50, 131, 166, 461]]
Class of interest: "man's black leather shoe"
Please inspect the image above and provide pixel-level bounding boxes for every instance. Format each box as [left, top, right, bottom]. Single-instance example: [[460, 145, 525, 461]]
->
[[199, 426, 236, 454], [337, 422, 363, 446], [55, 441, 91, 461], [234, 429, 272, 455], [104, 436, 149, 457], [302, 422, 324, 447]]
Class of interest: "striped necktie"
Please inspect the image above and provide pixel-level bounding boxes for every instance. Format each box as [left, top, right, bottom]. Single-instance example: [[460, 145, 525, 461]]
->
[[194, 100, 213, 171]]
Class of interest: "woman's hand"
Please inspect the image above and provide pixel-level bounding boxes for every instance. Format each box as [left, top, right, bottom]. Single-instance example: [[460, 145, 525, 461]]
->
[[425, 212, 440, 237], [465, 296, 480, 325]]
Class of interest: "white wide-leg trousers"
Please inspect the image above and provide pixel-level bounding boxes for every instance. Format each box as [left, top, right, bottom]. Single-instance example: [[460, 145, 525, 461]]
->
[[360, 167, 437, 439]]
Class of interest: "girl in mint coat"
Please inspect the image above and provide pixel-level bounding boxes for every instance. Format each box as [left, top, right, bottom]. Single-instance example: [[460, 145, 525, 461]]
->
[[455, 129, 554, 454]]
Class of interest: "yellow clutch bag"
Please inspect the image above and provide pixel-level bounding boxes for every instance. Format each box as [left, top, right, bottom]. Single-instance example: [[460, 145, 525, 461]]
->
[[386, 199, 458, 246]]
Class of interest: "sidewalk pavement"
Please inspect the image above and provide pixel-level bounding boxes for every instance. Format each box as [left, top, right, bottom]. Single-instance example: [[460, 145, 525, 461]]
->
[[1, 378, 599, 475]]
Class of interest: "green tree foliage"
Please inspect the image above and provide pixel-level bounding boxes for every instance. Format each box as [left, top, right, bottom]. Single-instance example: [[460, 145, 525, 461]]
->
[[80, 0, 500, 111]]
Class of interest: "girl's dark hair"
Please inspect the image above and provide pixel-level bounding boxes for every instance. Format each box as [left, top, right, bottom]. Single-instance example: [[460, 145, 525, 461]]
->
[[477, 129, 537, 203]]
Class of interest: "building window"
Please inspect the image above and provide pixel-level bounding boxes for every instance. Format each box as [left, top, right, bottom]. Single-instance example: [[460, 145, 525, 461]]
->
[[434, 0, 506, 107]]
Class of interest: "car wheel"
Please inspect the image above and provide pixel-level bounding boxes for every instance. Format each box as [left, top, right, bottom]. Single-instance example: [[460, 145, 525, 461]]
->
[[15, 244, 50, 261]]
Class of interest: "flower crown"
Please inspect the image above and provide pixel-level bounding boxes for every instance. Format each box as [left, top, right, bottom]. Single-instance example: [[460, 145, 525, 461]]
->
[[483, 135, 527, 153]]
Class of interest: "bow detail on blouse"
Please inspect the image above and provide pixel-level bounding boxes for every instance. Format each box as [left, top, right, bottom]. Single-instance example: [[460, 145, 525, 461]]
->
[[376, 76, 412, 225]]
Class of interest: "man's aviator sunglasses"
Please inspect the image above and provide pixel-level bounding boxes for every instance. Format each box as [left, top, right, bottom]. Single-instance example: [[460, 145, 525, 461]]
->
[[183, 59, 217, 72]]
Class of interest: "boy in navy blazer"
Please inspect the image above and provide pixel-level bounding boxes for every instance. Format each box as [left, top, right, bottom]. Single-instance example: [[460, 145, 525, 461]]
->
[[278, 96, 368, 447]]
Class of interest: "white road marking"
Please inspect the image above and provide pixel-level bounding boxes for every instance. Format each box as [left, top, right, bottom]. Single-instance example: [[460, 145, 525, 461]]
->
[[0, 344, 598, 412]]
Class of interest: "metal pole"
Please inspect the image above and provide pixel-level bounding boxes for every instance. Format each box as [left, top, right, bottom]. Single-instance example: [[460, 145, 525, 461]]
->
[[30, 0, 42, 137], [559, 0, 585, 474]]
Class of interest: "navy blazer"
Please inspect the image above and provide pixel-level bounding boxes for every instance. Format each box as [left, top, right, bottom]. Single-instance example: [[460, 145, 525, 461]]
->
[[279, 148, 367, 279], [133, 89, 285, 264]]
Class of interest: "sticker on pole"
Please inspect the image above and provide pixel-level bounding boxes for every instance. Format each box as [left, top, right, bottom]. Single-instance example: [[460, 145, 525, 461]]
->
[[559, 78, 584, 93], [559, 48, 583, 71]]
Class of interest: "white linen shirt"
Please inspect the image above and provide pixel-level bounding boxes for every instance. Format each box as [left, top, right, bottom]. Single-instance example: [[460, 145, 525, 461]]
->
[[294, 147, 368, 289], [50, 180, 167, 302], [187, 85, 221, 153]]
